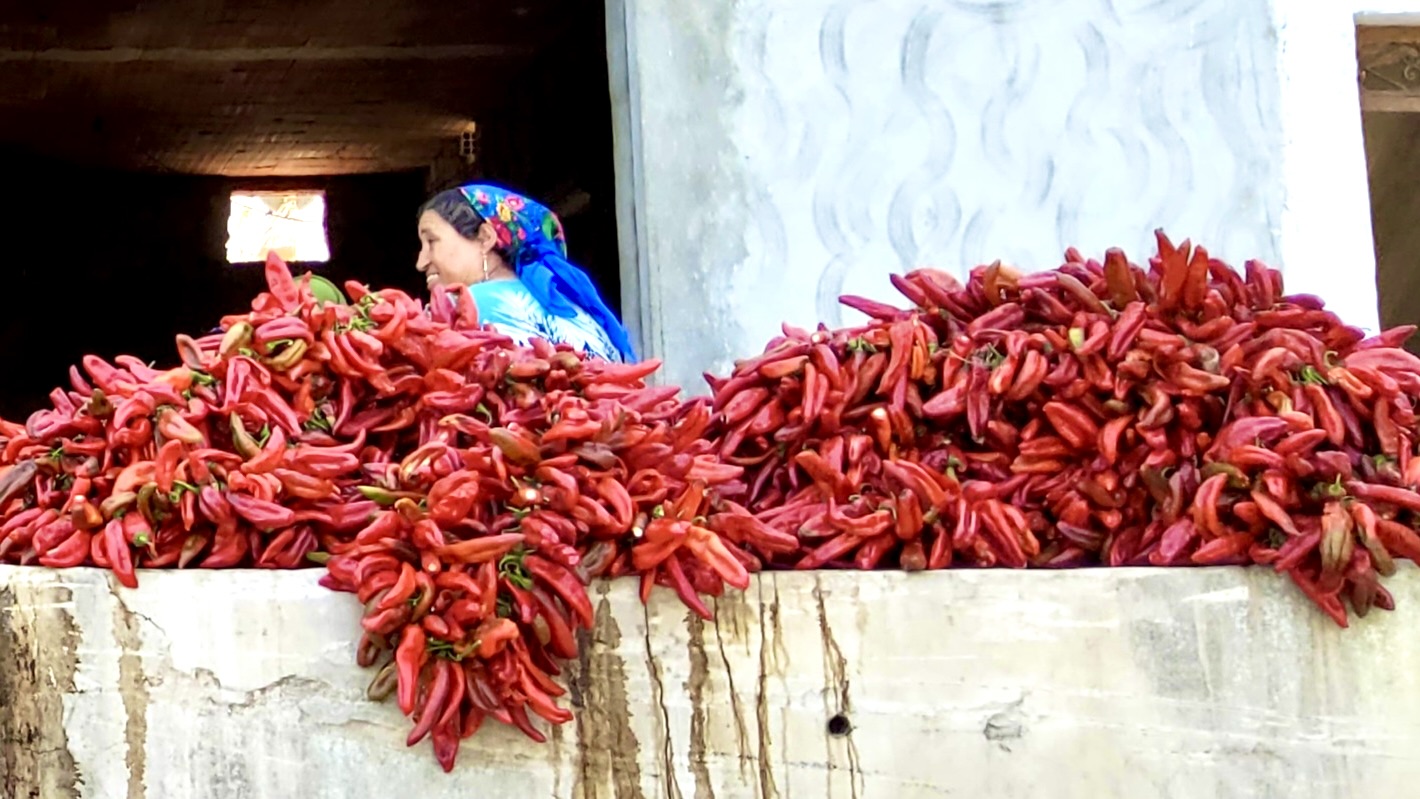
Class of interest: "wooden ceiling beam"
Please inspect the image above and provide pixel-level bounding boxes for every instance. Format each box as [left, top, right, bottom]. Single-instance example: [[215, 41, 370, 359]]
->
[[0, 44, 533, 64], [1359, 26, 1420, 113]]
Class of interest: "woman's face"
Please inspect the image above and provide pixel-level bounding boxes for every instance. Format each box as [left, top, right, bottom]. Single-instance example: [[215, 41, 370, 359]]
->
[[416, 210, 486, 290]]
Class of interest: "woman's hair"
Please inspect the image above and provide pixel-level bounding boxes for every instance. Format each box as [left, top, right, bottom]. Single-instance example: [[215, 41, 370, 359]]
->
[[419, 189, 486, 242]]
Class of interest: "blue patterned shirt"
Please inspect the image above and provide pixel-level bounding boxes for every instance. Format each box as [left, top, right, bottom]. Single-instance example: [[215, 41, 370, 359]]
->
[[469, 278, 626, 362]]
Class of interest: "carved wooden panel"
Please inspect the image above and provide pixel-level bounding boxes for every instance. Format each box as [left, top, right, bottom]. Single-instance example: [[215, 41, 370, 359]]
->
[[1358, 26, 1420, 112]]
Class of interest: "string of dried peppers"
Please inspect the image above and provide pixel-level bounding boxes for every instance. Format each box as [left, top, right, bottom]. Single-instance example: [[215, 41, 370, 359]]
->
[[0, 232, 1417, 771]]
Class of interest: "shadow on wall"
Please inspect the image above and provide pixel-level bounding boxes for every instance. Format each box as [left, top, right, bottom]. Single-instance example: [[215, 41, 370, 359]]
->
[[0, 157, 427, 420]]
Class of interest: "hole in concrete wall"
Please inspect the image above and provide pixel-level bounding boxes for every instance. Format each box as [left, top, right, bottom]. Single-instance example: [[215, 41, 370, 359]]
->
[[827, 713, 852, 736], [1360, 24, 1420, 352], [226, 191, 330, 264]]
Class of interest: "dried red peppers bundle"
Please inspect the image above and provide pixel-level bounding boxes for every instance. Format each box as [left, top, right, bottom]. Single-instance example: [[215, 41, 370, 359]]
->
[[2, 230, 1419, 771], [0, 253, 750, 770], [703, 231, 1419, 627]]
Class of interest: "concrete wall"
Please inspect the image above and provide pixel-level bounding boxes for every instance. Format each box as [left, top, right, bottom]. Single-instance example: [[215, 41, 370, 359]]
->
[[4, 565, 1420, 797], [608, 0, 1397, 391]]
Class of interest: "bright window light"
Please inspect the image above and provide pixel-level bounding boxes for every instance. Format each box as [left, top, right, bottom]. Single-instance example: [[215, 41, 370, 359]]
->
[[226, 191, 330, 263]]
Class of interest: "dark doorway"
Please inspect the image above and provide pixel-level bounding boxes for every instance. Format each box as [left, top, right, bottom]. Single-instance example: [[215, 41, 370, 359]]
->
[[1360, 25, 1420, 354], [0, 1, 619, 419]]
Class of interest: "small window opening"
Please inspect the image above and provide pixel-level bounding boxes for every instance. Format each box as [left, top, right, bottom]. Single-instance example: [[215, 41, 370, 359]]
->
[[226, 190, 330, 264]]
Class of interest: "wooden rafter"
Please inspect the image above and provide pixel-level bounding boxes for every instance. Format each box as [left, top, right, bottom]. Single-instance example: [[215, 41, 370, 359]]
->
[[1358, 26, 1420, 112]]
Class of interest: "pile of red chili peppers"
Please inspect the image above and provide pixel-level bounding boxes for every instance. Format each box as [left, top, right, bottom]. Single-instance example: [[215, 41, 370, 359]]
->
[[702, 231, 1420, 627], [0, 253, 754, 771], [0, 233, 1418, 771]]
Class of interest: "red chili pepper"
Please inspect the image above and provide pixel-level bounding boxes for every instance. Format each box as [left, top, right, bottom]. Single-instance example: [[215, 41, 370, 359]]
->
[[434, 661, 470, 742], [1299, 384, 1345, 446], [966, 303, 1025, 337], [202, 528, 249, 568], [38, 528, 92, 568], [1000, 349, 1045, 402], [173, 532, 206, 569], [839, 295, 907, 321], [270, 468, 336, 501], [1346, 481, 1420, 512], [104, 519, 138, 588], [356, 569, 400, 605], [410, 571, 436, 620], [707, 512, 798, 556], [684, 457, 745, 486], [436, 533, 524, 564], [376, 562, 419, 612], [244, 388, 301, 436], [979, 501, 1028, 568], [31, 514, 75, 555], [122, 511, 153, 549], [504, 702, 547, 744], [1344, 346, 1420, 376], [1274, 428, 1327, 456], [264, 251, 302, 311], [0, 508, 47, 560], [1206, 417, 1290, 461], [81, 355, 128, 394], [658, 552, 713, 619], [88, 528, 112, 568], [1103, 250, 1137, 308], [523, 555, 595, 630], [1286, 567, 1348, 628], [1374, 518, 1420, 562], [255, 527, 299, 569], [407, 658, 454, 747], [518, 665, 573, 724], [395, 625, 427, 716], [922, 522, 951, 569], [223, 491, 296, 530], [156, 408, 205, 446], [485, 427, 540, 466], [474, 617, 520, 660], [1274, 530, 1321, 573], [284, 445, 359, 478], [254, 316, 315, 350], [1041, 402, 1098, 450], [527, 584, 579, 659], [1190, 532, 1252, 565], [426, 472, 481, 527]]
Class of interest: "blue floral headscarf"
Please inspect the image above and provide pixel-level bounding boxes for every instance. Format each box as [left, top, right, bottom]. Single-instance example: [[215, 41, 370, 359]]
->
[[458, 184, 636, 361]]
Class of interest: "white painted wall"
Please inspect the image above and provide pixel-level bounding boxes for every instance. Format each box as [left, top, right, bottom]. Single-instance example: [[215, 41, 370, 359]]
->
[[609, 0, 1405, 391], [5, 565, 1420, 797], [1271, 2, 1420, 337]]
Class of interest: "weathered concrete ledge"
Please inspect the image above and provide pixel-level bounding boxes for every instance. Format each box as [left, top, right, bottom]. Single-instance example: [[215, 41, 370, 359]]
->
[[3, 564, 1419, 798]]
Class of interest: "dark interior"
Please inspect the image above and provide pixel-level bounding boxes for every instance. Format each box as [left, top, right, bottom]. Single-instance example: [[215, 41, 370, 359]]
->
[[1362, 111, 1420, 354], [1359, 26, 1420, 355], [0, 1, 619, 419]]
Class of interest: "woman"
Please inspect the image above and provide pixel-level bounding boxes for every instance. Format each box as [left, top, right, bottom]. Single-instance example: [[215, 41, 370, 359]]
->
[[416, 184, 635, 363]]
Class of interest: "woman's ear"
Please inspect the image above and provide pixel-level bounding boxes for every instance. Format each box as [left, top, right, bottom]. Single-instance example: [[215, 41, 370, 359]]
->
[[477, 222, 498, 252]]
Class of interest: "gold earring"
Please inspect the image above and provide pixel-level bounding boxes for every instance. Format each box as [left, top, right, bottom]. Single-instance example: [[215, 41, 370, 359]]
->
[[482, 252, 491, 283]]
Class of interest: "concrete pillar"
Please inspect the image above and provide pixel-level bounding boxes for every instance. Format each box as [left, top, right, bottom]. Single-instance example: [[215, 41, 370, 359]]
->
[[605, 0, 1382, 391]]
